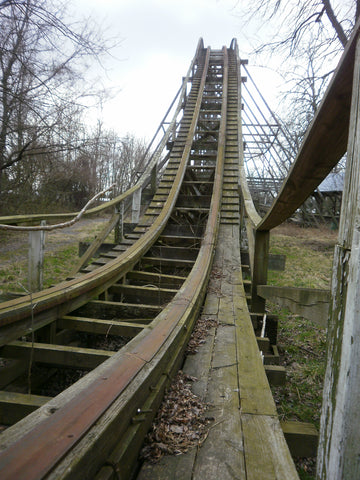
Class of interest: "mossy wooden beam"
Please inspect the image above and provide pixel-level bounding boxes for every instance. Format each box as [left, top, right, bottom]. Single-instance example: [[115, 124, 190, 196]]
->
[[264, 365, 286, 386], [250, 230, 269, 314], [281, 421, 318, 458], [317, 33, 360, 480]]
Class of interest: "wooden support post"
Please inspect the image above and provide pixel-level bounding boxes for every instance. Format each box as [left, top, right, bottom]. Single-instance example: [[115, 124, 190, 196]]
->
[[250, 229, 269, 314], [150, 165, 157, 196], [114, 203, 124, 244], [131, 188, 142, 224], [28, 220, 45, 293], [317, 36, 360, 480], [281, 421, 318, 458]]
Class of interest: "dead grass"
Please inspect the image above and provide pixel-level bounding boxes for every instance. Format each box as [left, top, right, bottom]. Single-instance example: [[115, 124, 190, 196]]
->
[[0, 217, 109, 296], [269, 223, 336, 289]]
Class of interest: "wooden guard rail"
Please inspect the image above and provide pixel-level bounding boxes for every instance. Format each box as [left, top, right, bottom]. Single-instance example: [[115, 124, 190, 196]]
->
[[0, 42, 226, 479]]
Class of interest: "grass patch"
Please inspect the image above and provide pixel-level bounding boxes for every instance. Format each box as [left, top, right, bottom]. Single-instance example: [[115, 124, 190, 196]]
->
[[268, 223, 336, 479], [0, 218, 108, 296], [269, 224, 336, 289]]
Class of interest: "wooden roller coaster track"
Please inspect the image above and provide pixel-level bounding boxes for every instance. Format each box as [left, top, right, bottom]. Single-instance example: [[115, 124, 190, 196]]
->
[[1, 21, 360, 478]]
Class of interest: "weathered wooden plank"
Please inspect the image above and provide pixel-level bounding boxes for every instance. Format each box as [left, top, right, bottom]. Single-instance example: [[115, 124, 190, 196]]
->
[[281, 421, 318, 458], [125, 270, 186, 289], [195, 320, 246, 479], [318, 33, 360, 480], [1, 341, 113, 369], [74, 300, 162, 319], [57, 316, 146, 337], [241, 414, 299, 480], [215, 225, 278, 416], [148, 246, 199, 261], [137, 451, 197, 480], [109, 284, 177, 305], [264, 365, 286, 386], [0, 391, 51, 425], [141, 256, 195, 268], [257, 285, 329, 327]]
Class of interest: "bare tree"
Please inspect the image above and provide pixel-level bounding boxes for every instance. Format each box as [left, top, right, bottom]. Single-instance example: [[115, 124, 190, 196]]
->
[[245, 0, 358, 57], [241, 1, 360, 161], [0, 0, 113, 208]]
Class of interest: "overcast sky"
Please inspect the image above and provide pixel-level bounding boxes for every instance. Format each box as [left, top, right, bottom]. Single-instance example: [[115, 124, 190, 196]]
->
[[71, 0, 277, 140]]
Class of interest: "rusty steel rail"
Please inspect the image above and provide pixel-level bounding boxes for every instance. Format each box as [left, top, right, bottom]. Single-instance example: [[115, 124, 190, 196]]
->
[[0, 44, 230, 480]]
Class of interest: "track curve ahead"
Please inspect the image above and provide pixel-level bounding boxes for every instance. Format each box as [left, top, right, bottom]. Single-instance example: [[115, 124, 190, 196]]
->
[[0, 41, 298, 480]]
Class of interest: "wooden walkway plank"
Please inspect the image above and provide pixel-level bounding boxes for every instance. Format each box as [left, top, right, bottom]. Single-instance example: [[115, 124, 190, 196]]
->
[[242, 414, 298, 480], [138, 220, 298, 479]]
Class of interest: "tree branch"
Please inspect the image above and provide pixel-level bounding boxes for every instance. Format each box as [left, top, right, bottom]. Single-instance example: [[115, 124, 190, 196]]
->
[[321, 0, 348, 47], [0, 183, 116, 231]]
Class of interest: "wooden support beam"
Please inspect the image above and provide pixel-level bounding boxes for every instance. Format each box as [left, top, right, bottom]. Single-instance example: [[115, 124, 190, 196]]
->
[[318, 34, 360, 480], [74, 300, 162, 319], [263, 345, 280, 365], [149, 245, 199, 261], [131, 188, 142, 224], [256, 336, 270, 353], [281, 421, 318, 458], [1, 341, 113, 369], [141, 256, 195, 268], [28, 220, 45, 293], [257, 285, 330, 327], [250, 230, 270, 314], [125, 271, 186, 289], [264, 365, 286, 386], [0, 391, 51, 425], [58, 316, 147, 337], [109, 284, 178, 305], [114, 203, 124, 244]]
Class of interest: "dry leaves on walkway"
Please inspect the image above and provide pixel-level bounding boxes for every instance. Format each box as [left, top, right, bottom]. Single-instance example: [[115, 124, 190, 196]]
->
[[140, 371, 213, 463], [186, 315, 218, 355]]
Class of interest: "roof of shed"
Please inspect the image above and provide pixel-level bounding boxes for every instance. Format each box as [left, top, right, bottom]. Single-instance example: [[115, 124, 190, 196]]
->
[[318, 172, 344, 192]]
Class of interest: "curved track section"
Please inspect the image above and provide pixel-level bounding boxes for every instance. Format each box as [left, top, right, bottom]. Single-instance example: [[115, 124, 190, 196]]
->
[[0, 44, 234, 479]]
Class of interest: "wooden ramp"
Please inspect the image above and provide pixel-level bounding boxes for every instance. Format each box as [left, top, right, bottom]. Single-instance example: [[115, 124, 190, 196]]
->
[[138, 121, 298, 480]]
